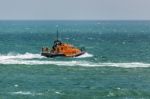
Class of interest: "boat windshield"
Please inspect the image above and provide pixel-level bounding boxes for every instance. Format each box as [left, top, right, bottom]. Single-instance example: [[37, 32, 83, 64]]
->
[[54, 40, 62, 46]]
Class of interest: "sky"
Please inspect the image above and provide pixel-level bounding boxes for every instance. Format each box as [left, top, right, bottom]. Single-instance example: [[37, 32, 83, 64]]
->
[[0, 0, 150, 20]]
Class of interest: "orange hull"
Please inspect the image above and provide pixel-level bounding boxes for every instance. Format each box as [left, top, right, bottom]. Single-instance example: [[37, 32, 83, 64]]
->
[[41, 40, 85, 57]]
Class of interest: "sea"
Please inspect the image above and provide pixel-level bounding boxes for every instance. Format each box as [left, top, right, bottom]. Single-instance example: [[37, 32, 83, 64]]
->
[[0, 20, 150, 99]]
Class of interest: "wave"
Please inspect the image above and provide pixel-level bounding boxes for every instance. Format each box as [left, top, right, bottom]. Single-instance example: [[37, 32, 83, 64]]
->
[[9, 91, 43, 96], [0, 52, 44, 60], [0, 59, 150, 68], [0, 52, 150, 68], [0, 52, 92, 60], [75, 52, 93, 58]]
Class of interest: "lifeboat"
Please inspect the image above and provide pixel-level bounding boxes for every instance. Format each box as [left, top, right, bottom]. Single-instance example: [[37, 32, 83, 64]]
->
[[41, 29, 85, 57]]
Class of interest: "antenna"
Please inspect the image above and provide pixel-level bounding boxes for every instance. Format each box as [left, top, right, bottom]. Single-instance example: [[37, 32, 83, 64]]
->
[[56, 25, 59, 41]]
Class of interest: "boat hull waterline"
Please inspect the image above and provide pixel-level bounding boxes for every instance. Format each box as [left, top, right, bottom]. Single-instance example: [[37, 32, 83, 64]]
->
[[41, 51, 85, 58]]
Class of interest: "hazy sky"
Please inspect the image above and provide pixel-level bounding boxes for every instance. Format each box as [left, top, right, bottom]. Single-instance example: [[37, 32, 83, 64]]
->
[[0, 0, 150, 20]]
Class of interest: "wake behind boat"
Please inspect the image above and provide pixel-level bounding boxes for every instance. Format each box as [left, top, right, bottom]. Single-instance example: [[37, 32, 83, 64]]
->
[[41, 28, 85, 57]]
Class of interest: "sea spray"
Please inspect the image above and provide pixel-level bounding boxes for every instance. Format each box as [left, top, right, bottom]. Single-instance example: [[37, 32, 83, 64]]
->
[[0, 52, 44, 60], [75, 52, 93, 58], [0, 53, 150, 68]]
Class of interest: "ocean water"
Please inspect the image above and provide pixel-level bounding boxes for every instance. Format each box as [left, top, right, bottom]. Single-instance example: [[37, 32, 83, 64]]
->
[[0, 20, 150, 99]]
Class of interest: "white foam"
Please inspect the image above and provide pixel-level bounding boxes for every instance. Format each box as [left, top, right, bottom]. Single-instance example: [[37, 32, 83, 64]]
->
[[0, 52, 44, 60], [0, 53, 150, 68], [76, 52, 93, 58], [55, 91, 62, 94], [0, 58, 150, 68], [14, 84, 19, 87], [9, 91, 43, 96]]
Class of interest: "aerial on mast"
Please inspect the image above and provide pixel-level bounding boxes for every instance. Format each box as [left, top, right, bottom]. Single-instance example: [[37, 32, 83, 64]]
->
[[56, 25, 59, 41]]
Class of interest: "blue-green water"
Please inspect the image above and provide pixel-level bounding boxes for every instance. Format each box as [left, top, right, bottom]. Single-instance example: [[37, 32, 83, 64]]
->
[[0, 20, 150, 99]]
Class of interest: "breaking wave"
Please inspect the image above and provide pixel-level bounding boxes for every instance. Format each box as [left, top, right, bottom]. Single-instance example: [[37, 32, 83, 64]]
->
[[0, 52, 150, 68], [0, 52, 44, 60], [9, 91, 43, 96], [76, 52, 93, 58]]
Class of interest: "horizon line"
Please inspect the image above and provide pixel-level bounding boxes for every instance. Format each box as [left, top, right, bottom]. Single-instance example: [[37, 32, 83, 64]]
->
[[0, 19, 150, 21]]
